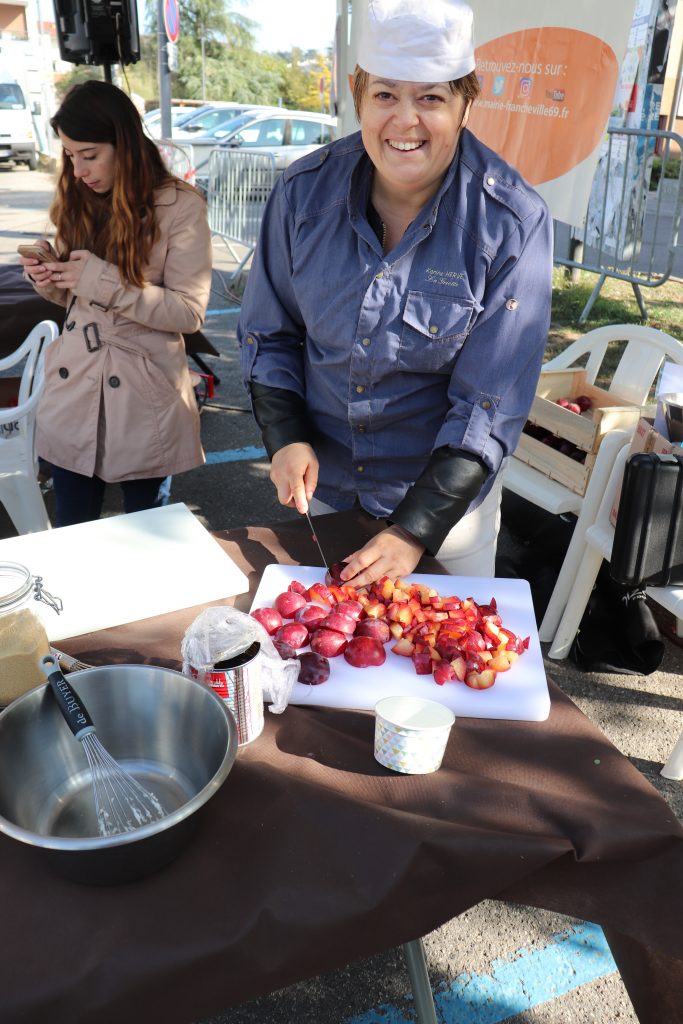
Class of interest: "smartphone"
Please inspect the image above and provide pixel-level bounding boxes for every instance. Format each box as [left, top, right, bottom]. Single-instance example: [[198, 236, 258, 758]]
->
[[17, 242, 58, 263]]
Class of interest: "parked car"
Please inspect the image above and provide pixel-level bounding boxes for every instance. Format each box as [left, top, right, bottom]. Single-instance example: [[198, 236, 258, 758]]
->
[[187, 109, 337, 190], [173, 103, 281, 138], [143, 105, 205, 139]]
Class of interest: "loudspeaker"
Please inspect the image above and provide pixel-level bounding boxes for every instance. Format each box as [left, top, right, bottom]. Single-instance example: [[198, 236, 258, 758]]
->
[[53, 0, 140, 66]]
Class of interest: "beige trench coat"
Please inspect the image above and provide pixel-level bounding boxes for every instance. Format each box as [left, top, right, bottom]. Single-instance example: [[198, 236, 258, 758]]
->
[[33, 182, 212, 482]]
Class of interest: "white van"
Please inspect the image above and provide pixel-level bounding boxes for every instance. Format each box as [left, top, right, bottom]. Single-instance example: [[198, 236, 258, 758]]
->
[[0, 71, 38, 170]]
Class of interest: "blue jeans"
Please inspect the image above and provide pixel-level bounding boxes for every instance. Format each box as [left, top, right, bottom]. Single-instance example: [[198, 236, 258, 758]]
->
[[51, 466, 165, 528]]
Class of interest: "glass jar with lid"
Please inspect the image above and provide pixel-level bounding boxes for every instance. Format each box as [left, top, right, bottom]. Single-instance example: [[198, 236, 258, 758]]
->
[[0, 562, 62, 706]]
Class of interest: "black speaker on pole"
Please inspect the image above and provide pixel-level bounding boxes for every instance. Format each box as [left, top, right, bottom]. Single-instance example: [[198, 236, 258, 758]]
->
[[53, 0, 141, 66]]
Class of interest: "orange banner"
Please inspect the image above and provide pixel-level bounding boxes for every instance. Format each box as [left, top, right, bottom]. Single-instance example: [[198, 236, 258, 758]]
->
[[469, 28, 619, 186]]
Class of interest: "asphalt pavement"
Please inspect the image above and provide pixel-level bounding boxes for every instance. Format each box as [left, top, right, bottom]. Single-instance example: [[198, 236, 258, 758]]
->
[[1, 162, 682, 1024]]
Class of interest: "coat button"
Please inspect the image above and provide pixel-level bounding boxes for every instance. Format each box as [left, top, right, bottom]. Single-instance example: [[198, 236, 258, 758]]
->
[[108, 375, 120, 388], [481, 399, 492, 410], [429, 325, 439, 334], [58, 367, 69, 379], [486, 176, 495, 186], [356, 385, 365, 394], [361, 337, 371, 346], [506, 298, 519, 310]]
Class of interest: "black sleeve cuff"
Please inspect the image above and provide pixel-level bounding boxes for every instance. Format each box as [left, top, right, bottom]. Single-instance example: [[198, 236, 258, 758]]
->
[[249, 381, 312, 459], [388, 448, 488, 556]]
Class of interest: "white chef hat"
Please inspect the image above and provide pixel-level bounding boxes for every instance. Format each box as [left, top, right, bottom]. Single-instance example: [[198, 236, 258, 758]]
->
[[356, 0, 475, 82]]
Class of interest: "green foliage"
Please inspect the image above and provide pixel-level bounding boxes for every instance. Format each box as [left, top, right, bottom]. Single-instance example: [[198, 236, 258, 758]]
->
[[54, 66, 101, 101], [649, 155, 682, 190]]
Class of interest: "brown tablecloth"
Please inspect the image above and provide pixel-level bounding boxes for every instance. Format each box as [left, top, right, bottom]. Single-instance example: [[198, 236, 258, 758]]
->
[[2, 510, 681, 1024]]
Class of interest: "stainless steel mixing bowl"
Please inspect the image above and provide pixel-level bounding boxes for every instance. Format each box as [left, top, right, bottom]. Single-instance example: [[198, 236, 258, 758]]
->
[[0, 664, 238, 884]]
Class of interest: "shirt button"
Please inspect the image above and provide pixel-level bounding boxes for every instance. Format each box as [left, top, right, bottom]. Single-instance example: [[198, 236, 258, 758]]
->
[[108, 375, 121, 388], [486, 176, 495, 186], [361, 337, 371, 346], [355, 385, 365, 394], [357, 466, 364, 473], [506, 298, 519, 310], [246, 335, 254, 345], [429, 325, 439, 335], [375, 271, 383, 280], [58, 367, 69, 379], [481, 399, 492, 410]]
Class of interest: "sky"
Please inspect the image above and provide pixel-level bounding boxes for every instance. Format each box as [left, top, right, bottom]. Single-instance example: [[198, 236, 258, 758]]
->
[[139, 1, 337, 54]]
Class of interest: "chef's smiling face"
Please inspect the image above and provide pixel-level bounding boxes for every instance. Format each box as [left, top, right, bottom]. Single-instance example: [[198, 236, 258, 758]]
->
[[360, 77, 470, 203], [58, 129, 117, 194]]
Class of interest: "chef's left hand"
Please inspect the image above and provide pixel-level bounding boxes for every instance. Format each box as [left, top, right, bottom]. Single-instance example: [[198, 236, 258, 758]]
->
[[44, 250, 92, 290], [339, 526, 424, 588]]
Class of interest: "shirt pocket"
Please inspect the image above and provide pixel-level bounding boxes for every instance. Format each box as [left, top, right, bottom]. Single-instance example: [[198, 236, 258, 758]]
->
[[399, 291, 476, 374]]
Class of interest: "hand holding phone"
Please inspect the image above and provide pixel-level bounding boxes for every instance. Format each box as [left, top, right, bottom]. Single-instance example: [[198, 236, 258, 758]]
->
[[17, 241, 58, 263]]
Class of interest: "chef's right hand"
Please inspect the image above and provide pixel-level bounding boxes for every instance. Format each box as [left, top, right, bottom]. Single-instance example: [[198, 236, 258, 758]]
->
[[270, 442, 319, 515]]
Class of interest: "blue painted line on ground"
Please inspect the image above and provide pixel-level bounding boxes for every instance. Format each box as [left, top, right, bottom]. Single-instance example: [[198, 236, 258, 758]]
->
[[344, 922, 617, 1024], [205, 446, 266, 464], [205, 307, 241, 316]]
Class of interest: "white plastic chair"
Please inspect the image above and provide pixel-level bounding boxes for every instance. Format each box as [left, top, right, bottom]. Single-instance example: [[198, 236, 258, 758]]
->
[[544, 444, 683, 781], [502, 324, 683, 644], [0, 320, 59, 534]]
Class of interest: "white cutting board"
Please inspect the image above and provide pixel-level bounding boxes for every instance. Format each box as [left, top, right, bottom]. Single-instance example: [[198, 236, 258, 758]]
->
[[252, 565, 550, 722], [0, 503, 249, 641]]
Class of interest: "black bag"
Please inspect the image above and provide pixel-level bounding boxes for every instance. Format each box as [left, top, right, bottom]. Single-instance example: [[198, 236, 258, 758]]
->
[[610, 452, 683, 587]]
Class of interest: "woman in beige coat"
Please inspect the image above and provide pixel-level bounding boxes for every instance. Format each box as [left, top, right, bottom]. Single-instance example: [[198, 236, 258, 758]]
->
[[18, 81, 211, 527]]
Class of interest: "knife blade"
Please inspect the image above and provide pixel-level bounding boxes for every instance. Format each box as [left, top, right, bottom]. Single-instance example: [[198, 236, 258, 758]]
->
[[304, 508, 331, 573]]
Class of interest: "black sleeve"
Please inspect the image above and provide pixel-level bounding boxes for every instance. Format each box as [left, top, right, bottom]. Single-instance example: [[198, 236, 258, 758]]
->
[[388, 447, 488, 556], [249, 381, 312, 459]]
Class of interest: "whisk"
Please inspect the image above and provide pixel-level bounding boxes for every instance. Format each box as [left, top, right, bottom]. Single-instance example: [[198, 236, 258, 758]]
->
[[40, 655, 166, 839]]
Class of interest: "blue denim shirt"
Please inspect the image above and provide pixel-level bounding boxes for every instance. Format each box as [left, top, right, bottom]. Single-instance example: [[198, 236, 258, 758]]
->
[[238, 128, 552, 518]]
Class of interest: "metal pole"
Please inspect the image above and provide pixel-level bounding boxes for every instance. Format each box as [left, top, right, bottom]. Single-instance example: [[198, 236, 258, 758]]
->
[[157, 0, 172, 138], [201, 31, 206, 101]]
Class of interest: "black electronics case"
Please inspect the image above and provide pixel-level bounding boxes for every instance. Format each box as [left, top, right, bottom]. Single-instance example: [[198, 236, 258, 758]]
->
[[610, 451, 683, 587]]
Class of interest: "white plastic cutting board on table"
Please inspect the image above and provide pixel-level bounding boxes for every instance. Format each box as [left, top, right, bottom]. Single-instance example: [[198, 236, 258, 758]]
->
[[252, 565, 550, 722], [0, 503, 249, 641]]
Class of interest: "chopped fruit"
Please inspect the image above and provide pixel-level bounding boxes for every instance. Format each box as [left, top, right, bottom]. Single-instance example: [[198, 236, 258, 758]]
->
[[433, 662, 456, 686], [310, 627, 348, 658], [411, 649, 433, 675], [344, 636, 386, 668], [298, 652, 331, 685], [465, 669, 496, 689], [274, 622, 309, 649], [274, 591, 308, 619], [251, 607, 283, 636], [262, 574, 530, 691], [307, 582, 336, 606], [391, 637, 415, 657]]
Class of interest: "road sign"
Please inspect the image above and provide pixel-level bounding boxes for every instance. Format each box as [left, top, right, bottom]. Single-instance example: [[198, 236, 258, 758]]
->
[[164, 0, 179, 45]]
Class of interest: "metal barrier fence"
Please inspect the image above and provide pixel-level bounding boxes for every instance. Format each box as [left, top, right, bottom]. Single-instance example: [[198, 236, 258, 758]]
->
[[156, 138, 196, 186], [554, 127, 683, 322], [206, 149, 277, 282]]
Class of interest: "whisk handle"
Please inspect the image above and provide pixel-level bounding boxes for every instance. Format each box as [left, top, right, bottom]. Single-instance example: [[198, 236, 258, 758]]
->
[[39, 654, 95, 739]]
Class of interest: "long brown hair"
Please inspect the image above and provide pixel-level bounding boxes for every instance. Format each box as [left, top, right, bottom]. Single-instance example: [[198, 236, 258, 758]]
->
[[50, 81, 185, 287]]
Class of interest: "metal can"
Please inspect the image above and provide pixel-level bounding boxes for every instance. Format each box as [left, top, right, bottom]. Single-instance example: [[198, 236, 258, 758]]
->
[[191, 640, 263, 746]]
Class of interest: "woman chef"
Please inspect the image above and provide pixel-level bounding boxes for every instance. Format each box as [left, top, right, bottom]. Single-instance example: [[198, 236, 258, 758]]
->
[[238, 0, 552, 586]]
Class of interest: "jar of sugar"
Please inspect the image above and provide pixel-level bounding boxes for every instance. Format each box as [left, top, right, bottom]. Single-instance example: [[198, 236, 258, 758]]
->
[[0, 562, 62, 706]]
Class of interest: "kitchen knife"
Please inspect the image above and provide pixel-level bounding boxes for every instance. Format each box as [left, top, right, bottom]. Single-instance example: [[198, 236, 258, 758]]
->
[[304, 508, 331, 574]]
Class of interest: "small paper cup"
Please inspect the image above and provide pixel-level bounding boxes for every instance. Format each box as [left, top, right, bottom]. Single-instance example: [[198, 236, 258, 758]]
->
[[374, 696, 455, 775]]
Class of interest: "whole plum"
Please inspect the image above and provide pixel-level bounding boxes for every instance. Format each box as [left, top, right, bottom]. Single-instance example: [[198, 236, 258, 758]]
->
[[274, 591, 308, 619], [310, 628, 348, 658], [297, 652, 331, 685], [343, 636, 386, 668], [354, 619, 391, 644], [274, 621, 309, 649]]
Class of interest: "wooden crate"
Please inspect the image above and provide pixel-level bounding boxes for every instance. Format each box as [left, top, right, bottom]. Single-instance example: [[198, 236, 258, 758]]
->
[[513, 369, 644, 496]]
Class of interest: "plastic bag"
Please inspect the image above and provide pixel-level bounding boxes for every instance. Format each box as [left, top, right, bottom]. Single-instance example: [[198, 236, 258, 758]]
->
[[180, 606, 298, 714]]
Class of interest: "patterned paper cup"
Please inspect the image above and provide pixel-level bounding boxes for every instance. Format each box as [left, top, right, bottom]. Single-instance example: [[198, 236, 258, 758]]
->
[[374, 696, 455, 775]]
